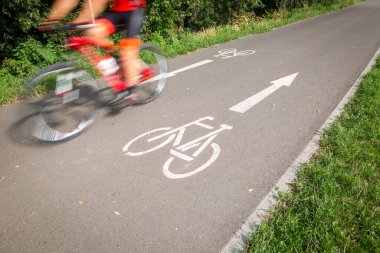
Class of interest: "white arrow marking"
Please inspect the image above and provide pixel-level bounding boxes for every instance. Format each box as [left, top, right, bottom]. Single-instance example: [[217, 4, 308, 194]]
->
[[229, 73, 299, 113]]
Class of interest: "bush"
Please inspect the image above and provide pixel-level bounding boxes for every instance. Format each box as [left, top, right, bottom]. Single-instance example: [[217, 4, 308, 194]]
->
[[2, 39, 60, 78], [0, 0, 54, 59], [1, 0, 343, 58], [144, 0, 266, 36]]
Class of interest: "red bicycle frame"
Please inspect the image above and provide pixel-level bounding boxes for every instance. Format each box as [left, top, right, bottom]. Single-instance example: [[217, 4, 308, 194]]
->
[[66, 36, 127, 92]]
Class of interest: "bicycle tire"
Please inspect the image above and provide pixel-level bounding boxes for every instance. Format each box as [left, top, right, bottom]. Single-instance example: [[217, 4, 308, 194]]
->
[[22, 62, 99, 142], [131, 44, 168, 105]]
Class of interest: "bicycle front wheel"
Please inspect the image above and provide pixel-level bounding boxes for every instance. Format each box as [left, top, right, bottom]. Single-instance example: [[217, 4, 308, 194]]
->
[[131, 44, 168, 104], [23, 62, 99, 142]]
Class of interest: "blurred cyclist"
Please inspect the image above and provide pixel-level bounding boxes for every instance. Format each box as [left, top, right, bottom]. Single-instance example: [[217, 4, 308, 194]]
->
[[44, 0, 147, 88]]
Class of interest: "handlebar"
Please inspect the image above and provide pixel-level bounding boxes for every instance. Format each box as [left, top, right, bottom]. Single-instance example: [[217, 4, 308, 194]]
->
[[38, 22, 99, 32], [38, 21, 126, 32], [57, 22, 100, 31]]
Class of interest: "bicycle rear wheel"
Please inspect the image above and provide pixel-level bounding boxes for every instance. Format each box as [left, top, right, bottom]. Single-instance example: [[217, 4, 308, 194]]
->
[[131, 44, 168, 104], [23, 62, 99, 142]]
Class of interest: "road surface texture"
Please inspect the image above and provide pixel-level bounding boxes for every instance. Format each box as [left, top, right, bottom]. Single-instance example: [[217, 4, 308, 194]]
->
[[1, 1, 380, 252]]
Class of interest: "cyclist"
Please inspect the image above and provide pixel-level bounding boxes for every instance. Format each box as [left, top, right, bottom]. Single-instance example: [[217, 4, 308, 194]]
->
[[43, 0, 147, 88]]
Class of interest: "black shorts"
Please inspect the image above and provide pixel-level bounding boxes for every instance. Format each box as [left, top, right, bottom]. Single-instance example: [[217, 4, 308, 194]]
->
[[102, 8, 145, 38]]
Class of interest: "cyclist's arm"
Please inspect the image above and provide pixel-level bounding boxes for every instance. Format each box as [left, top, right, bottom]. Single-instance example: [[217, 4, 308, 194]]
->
[[48, 0, 79, 20], [75, 0, 111, 23]]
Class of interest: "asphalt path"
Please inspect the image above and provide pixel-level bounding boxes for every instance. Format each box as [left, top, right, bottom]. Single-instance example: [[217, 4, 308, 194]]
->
[[1, 1, 380, 252]]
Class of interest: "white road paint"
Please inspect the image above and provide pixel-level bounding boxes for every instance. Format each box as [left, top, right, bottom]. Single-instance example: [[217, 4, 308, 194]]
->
[[125, 53, 297, 180], [142, 48, 255, 84], [221, 48, 380, 253], [163, 143, 221, 179], [167, 59, 214, 77], [124, 51, 293, 179], [140, 59, 213, 84], [123, 117, 216, 157], [123, 127, 174, 156], [214, 48, 256, 59], [229, 73, 299, 113], [123, 117, 233, 179]]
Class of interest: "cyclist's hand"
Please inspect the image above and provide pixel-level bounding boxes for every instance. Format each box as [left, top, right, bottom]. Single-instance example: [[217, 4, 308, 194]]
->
[[37, 19, 60, 31]]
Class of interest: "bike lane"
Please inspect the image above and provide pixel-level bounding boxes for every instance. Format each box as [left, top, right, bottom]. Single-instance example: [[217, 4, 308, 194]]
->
[[1, 1, 380, 252]]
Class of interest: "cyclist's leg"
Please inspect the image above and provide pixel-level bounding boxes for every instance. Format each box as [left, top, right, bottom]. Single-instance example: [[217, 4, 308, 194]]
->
[[119, 8, 146, 86], [83, 13, 119, 49], [83, 9, 146, 86]]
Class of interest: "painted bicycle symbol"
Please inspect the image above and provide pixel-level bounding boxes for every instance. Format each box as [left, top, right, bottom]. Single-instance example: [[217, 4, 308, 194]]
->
[[214, 48, 256, 59], [123, 116, 233, 179]]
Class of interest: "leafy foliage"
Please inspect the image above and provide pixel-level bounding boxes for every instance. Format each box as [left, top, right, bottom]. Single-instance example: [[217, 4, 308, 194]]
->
[[0, 0, 53, 59], [0, 38, 61, 104], [2, 39, 60, 78], [144, 0, 266, 36], [1, 0, 343, 60]]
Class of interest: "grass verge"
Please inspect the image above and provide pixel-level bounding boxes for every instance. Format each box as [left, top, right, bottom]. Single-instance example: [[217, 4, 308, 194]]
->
[[0, 0, 363, 105], [244, 56, 380, 252]]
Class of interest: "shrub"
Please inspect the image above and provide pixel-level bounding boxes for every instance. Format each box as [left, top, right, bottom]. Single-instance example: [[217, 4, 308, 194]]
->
[[2, 39, 60, 78]]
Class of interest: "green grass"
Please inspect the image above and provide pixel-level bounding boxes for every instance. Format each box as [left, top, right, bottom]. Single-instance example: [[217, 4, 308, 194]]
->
[[0, 70, 25, 105], [244, 57, 380, 252], [0, 39, 61, 105], [0, 0, 363, 105]]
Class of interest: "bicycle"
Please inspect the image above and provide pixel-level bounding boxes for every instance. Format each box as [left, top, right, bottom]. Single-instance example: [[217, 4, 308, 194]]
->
[[22, 22, 168, 142], [122, 117, 233, 179]]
